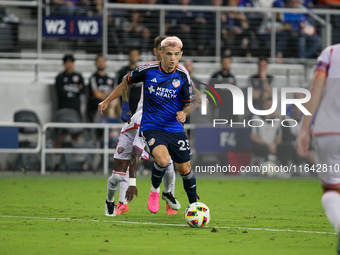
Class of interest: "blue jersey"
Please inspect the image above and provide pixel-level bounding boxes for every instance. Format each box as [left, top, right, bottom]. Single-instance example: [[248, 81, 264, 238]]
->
[[127, 61, 195, 133]]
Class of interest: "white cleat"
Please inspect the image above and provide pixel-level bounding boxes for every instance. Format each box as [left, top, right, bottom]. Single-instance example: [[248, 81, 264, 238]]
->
[[162, 192, 181, 210], [105, 200, 116, 217]]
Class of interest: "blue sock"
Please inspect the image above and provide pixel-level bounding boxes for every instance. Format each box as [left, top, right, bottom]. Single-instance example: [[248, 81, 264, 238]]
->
[[180, 169, 197, 204], [151, 162, 166, 189]]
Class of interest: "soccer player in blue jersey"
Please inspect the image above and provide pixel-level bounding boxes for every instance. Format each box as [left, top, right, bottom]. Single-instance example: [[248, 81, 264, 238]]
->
[[99, 35, 180, 216], [120, 36, 197, 212]]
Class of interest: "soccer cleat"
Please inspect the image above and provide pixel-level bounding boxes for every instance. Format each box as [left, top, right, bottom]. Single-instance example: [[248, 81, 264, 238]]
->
[[147, 190, 160, 213], [166, 202, 177, 215], [162, 192, 181, 210], [116, 202, 129, 215], [105, 199, 116, 217]]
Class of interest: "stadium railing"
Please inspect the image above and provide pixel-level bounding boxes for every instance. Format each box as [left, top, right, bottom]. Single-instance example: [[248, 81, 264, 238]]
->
[[41, 122, 124, 175], [0, 0, 339, 64], [0, 122, 41, 154]]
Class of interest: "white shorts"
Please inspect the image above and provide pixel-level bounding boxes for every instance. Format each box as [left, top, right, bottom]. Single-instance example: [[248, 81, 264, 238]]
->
[[315, 135, 340, 188], [114, 110, 148, 161]]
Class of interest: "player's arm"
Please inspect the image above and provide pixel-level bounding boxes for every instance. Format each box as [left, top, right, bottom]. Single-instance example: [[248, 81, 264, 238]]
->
[[177, 80, 196, 123], [78, 75, 85, 93], [120, 65, 147, 121], [121, 75, 132, 122], [55, 75, 68, 98], [98, 81, 123, 115], [176, 103, 191, 123], [297, 69, 327, 157], [125, 147, 143, 203], [193, 86, 201, 105]]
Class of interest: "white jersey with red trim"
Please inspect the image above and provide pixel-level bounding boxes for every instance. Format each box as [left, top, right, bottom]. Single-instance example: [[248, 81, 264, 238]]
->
[[114, 110, 148, 161], [120, 109, 142, 134], [313, 44, 340, 135]]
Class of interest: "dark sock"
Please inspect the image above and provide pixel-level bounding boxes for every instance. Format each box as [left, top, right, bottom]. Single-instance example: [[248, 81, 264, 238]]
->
[[180, 169, 197, 204], [151, 162, 166, 189]]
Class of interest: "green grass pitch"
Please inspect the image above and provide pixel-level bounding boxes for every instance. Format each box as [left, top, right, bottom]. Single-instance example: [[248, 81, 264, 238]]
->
[[0, 175, 336, 254]]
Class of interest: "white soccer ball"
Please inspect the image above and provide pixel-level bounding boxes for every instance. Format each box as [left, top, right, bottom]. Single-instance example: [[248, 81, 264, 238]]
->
[[262, 161, 277, 177], [184, 202, 211, 228]]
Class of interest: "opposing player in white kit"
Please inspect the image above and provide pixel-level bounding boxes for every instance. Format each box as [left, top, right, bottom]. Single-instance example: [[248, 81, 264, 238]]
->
[[99, 36, 178, 216], [297, 43, 340, 254]]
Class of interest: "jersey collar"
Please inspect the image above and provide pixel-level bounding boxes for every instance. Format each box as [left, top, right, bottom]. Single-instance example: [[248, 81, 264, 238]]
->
[[159, 61, 178, 74]]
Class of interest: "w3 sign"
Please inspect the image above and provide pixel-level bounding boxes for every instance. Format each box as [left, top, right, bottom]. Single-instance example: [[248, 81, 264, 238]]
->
[[42, 16, 102, 38]]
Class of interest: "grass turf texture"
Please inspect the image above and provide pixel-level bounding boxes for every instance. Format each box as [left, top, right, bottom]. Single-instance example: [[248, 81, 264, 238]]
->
[[0, 175, 336, 255]]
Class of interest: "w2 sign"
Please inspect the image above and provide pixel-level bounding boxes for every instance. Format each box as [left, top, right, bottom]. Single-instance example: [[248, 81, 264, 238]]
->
[[42, 16, 102, 38]]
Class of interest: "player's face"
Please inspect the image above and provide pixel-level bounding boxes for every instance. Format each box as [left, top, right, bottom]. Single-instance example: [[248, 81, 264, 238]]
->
[[96, 56, 106, 71], [154, 45, 162, 61], [64, 60, 74, 73], [129, 50, 140, 65], [258, 60, 267, 72], [160, 46, 183, 71], [221, 58, 231, 71]]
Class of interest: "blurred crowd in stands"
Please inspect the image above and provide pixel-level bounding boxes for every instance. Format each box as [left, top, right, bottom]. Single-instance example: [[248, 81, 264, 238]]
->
[[0, 0, 339, 59], [43, 0, 340, 59]]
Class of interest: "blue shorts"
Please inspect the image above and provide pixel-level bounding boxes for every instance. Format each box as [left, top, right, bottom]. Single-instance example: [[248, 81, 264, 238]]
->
[[141, 130, 191, 164]]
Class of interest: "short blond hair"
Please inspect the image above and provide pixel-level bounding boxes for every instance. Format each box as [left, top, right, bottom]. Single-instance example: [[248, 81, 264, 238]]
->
[[160, 36, 183, 49]]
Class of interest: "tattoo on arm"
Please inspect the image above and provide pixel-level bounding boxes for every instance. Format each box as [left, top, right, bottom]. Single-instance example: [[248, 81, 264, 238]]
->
[[182, 103, 191, 116], [193, 87, 201, 105], [122, 75, 131, 102]]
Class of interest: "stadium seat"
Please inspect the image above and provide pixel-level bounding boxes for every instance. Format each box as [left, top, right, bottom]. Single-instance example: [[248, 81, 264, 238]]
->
[[54, 108, 95, 171], [13, 110, 43, 171], [55, 108, 83, 137]]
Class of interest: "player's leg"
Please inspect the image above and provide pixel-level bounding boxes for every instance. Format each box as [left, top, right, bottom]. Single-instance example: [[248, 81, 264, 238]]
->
[[106, 159, 129, 216], [169, 132, 197, 205], [163, 158, 177, 214], [176, 161, 197, 204], [315, 135, 340, 254], [322, 186, 340, 255], [164, 158, 175, 194], [151, 145, 170, 187], [148, 144, 170, 213], [116, 169, 130, 215], [322, 187, 340, 231], [105, 134, 132, 216], [142, 130, 171, 213], [119, 170, 129, 203]]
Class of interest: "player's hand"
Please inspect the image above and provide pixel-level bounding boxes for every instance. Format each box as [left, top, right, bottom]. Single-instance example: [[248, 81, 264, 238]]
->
[[98, 101, 109, 115], [126, 186, 138, 203], [176, 111, 186, 123], [297, 129, 310, 157], [121, 101, 131, 123], [196, 194, 201, 200]]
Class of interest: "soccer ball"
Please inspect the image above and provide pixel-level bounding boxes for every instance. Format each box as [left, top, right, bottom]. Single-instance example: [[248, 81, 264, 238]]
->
[[184, 202, 211, 228], [262, 161, 277, 177]]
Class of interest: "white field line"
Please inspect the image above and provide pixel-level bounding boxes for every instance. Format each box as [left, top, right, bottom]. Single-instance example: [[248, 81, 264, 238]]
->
[[0, 215, 335, 235]]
